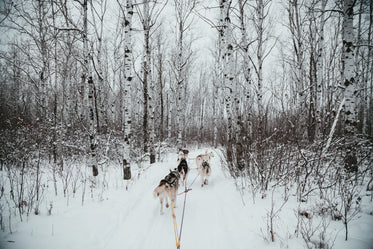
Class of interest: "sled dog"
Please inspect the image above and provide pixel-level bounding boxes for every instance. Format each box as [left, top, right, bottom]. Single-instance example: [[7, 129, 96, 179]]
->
[[177, 158, 189, 186], [177, 149, 189, 163], [199, 160, 211, 187], [153, 169, 180, 214], [176, 149, 189, 185], [196, 150, 214, 169]]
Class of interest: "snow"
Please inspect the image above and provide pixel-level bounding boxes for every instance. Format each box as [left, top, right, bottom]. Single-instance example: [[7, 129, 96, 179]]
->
[[1, 148, 373, 249]]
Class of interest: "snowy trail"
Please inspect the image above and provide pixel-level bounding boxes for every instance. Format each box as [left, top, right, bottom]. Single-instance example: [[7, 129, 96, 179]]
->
[[2, 148, 260, 249], [103, 149, 256, 249], [2, 148, 373, 249]]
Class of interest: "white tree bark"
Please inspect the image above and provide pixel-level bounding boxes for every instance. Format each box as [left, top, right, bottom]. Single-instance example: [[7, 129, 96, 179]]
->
[[123, 0, 133, 167], [83, 0, 98, 177], [288, 0, 306, 108], [315, 0, 326, 140], [173, 0, 196, 148], [221, 0, 234, 160], [342, 0, 357, 135], [238, 0, 252, 140]]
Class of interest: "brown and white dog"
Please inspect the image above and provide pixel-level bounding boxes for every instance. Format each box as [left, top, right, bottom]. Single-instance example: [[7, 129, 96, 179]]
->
[[195, 150, 214, 169], [196, 151, 213, 187], [199, 161, 211, 187], [153, 169, 180, 214]]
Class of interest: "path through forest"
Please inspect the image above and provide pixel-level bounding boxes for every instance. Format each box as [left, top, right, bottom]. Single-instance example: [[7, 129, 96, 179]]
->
[[103, 148, 259, 249], [2, 149, 372, 249]]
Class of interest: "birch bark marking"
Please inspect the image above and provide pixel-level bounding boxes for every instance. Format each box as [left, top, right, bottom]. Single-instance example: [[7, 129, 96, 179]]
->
[[123, 0, 133, 171], [342, 0, 357, 135]]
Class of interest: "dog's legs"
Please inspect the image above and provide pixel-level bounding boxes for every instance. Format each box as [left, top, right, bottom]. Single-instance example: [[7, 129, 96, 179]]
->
[[160, 197, 164, 214], [165, 196, 169, 209], [172, 189, 177, 208]]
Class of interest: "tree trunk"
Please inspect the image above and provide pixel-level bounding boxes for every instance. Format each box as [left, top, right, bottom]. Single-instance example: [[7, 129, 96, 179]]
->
[[315, 0, 326, 140], [342, 0, 357, 135], [123, 0, 133, 169], [221, 0, 234, 162], [83, 0, 98, 176]]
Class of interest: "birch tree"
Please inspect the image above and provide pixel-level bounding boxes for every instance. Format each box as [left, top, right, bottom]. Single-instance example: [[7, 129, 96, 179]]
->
[[369, 0, 373, 137], [172, 0, 197, 148], [122, 0, 133, 169], [83, 0, 98, 176], [341, 0, 357, 172], [154, 28, 166, 141], [135, 0, 165, 163], [220, 0, 234, 162], [6, 0, 52, 121], [314, 0, 327, 140], [342, 0, 357, 136], [287, 0, 307, 112], [91, 0, 109, 132], [238, 0, 253, 143], [306, 0, 327, 141]]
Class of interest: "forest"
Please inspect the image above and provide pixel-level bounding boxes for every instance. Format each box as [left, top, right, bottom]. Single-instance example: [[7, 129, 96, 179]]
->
[[0, 0, 372, 248]]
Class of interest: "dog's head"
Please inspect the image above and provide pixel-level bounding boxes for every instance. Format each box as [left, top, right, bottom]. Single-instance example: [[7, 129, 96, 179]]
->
[[177, 150, 185, 161]]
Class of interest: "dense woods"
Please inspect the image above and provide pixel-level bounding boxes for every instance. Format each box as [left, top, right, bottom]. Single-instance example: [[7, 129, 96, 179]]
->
[[0, 0, 372, 245]]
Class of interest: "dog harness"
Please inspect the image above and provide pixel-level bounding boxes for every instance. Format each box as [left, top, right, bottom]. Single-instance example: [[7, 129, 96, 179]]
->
[[202, 161, 209, 169], [164, 171, 179, 187]]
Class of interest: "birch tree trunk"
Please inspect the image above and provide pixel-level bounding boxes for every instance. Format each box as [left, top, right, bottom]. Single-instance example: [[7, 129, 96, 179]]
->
[[342, 0, 357, 174], [342, 0, 357, 135], [155, 31, 165, 141], [369, 0, 373, 137], [138, 0, 156, 163], [288, 0, 306, 110], [83, 0, 98, 176], [315, 0, 326, 140], [238, 0, 252, 142], [255, 0, 265, 144], [37, 0, 49, 121], [173, 0, 196, 148], [221, 0, 234, 162], [123, 0, 133, 171], [176, 8, 184, 149], [91, 0, 108, 133]]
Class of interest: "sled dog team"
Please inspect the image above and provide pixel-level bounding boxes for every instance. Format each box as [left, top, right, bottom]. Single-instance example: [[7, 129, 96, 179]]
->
[[153, 149, 214, 214]]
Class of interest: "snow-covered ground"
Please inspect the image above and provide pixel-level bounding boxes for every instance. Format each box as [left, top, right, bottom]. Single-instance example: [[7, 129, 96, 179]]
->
[[1, 148, 372, 249]]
